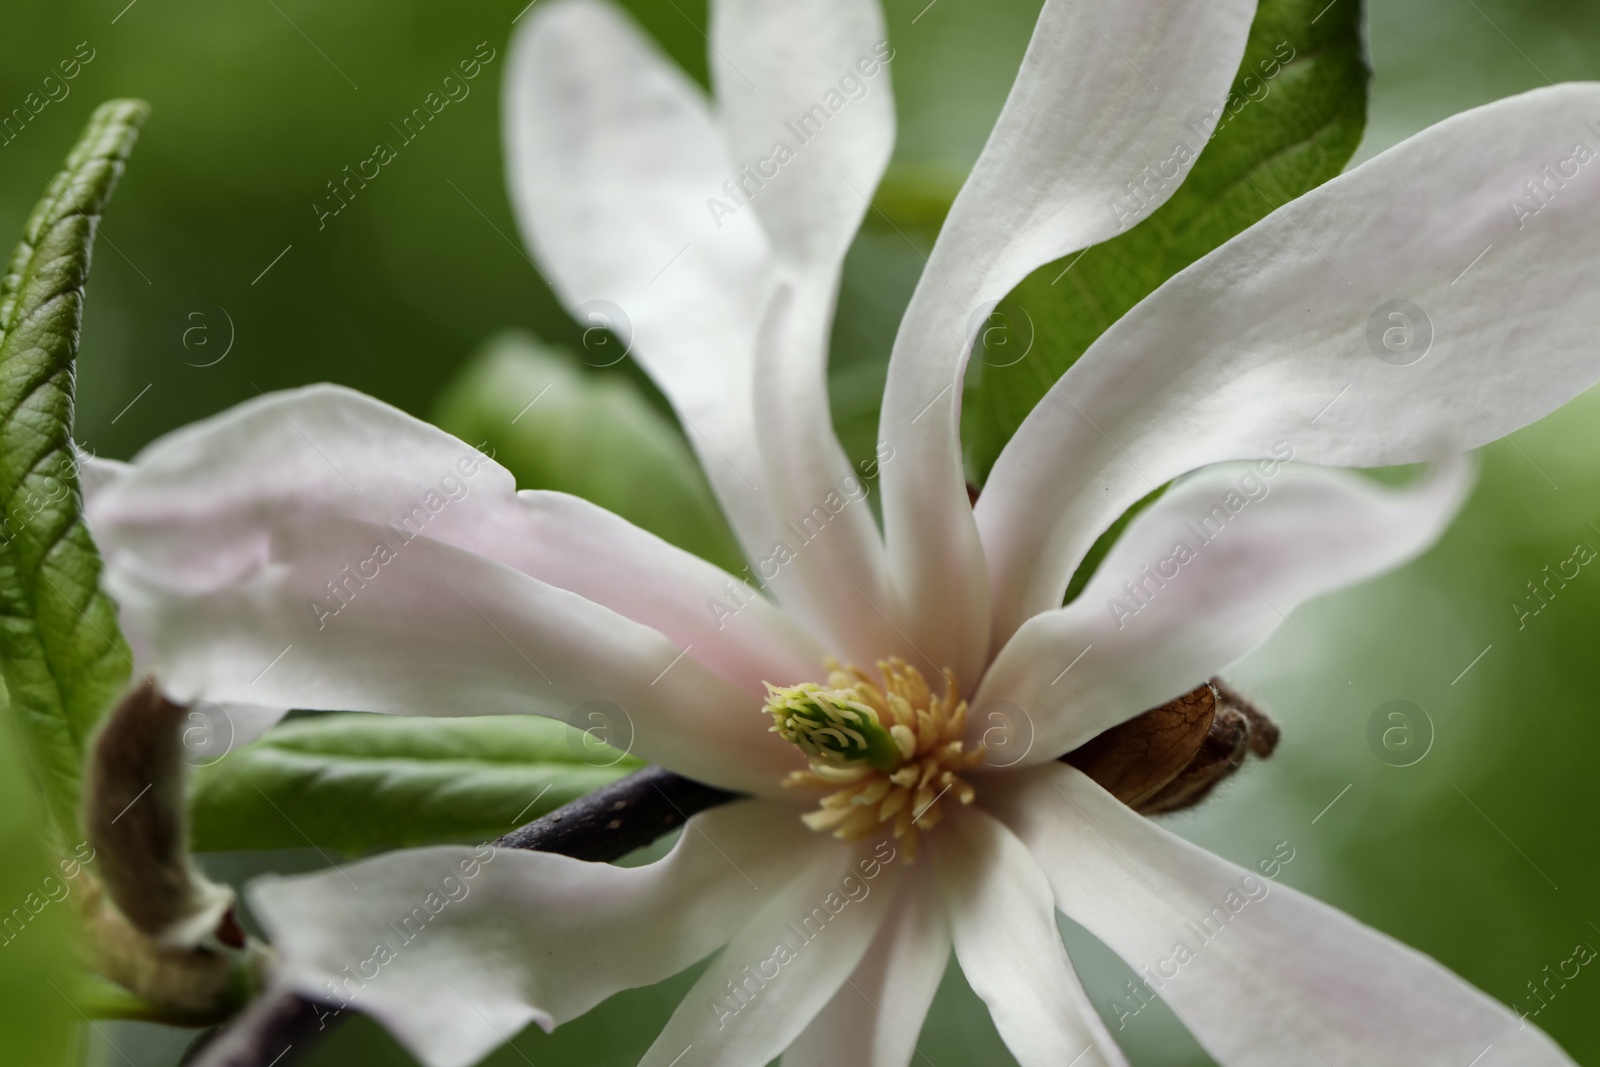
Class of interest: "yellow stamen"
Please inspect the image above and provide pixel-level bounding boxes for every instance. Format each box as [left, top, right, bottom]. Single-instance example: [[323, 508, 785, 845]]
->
[[763, 657, 985, 862]]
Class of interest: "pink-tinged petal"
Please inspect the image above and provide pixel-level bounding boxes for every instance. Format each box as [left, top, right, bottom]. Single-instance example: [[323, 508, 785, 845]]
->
[[975, 460, 1471, 764], [638, 836, 901, 1066], [505, 0, 795, 597], [103, 506, 798, 795], [81, 455, 293, 746], [877, 0, 1256, 680], [980, 83, 1600, 644], [88, 385, 817, 698], [935, 806, 1130, 1067], [989, 764, 1577, 1066], [782, 869, 948, 1067], [251, 800, 824, 1067]]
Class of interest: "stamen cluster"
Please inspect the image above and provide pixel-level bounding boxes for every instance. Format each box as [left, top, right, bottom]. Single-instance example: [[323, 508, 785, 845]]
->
[[764, 658, 984, 860]]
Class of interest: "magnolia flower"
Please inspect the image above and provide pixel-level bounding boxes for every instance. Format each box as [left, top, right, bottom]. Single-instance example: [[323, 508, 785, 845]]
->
[[85, 0, 1600, 1064]]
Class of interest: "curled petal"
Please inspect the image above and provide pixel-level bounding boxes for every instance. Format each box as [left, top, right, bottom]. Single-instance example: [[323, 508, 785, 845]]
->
[[506, 0, 786, 585], [710, 0, 893, 274], [981, 83, 1600, 643], [975, 459, 1472, 764], [87, 385, 818, 700], [877, 0, 1256, 679]]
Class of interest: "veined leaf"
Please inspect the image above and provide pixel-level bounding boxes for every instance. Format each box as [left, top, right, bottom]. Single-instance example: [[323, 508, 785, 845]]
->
[[0, 100, 148, 837], [188, 713, 643, 854], [435, 331, 746, 572], [961, 0, 1370, 482]]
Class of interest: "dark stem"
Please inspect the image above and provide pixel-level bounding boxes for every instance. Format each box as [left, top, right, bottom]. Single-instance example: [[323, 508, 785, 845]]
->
[[185, 767, 738, 1067], [179, 985, 330, 1067], [492, 765, 737, 859]]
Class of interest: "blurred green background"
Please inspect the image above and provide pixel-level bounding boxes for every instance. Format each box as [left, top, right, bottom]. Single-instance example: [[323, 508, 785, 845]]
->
[[2, 0, 1599, 1063]]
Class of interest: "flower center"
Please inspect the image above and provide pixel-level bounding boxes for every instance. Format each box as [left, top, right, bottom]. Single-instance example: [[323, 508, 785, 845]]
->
[[763, 657, 985, 860]]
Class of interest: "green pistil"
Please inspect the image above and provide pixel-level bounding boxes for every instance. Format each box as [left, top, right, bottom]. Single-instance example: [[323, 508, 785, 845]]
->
[[763, 682, 904, 773]]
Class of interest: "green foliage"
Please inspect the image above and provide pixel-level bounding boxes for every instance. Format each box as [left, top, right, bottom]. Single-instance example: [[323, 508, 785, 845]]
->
[[0, 100, 146, 837], [434, 332, 745, 571], [960, 0, 1370, 482], [1062, 483, 1167, 606], [189, 713, 642, 854], [0, 679, 78, 1065]]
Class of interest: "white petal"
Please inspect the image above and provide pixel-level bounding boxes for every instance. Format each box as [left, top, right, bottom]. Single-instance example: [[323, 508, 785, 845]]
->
[[980, 83, 1600, 644], [876, 0, 1256, 679], [782, 870, 948, 1067], [709, 0, 893, 275], [935, 807, 1129, 1067], [975, 460, 1471, 764], [251, 800, 826, 1067], [989, 764, 1577, 1066], [88, 385, 817, 698], [505, 0, 789, 586], [639, 834, 901, 1067], [78, 453, 131, 499], [508, 490, 824, 690], [751, 286, 907, 665], [104, 504, 797, 795], [196, 701, 288, 751], [711, 0, 899, 662]]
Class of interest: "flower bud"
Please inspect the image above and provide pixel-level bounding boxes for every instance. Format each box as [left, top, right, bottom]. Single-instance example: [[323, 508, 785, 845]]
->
[[84, 681, 237, 950]]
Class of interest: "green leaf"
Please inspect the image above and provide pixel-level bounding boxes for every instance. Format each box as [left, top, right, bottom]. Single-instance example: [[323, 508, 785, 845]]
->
[[961, 0, 1370, 483], [188, 713, 644, 854], [0, 100, 148, 837], [1060, 482, 1167, 607], [435, 331, 745, 572], [0, 678, 78, 1064]]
